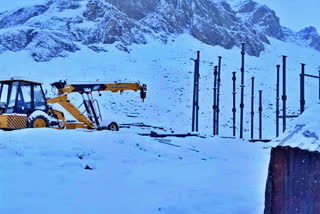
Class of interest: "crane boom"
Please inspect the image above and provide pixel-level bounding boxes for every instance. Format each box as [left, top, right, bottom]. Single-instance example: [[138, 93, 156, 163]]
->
[[51, 81, 147, 100]]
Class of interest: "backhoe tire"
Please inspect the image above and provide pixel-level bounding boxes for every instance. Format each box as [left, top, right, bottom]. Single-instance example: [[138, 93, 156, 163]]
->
[[28, 115, 50, 128], [107, 122, 119, 131]]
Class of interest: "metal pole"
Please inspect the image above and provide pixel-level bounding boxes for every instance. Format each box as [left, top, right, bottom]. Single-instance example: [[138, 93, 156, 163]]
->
[[276, 65, 280, 137], [216, 56, 222, 135], [318, 70, 320, 101], [251, 77, 255, 139], [192, 54, 197, 132], [259, 90, 263, 139], [213, 66, 218, 135], [232, 72, 236, 137], [300, 64, 305, 114], [192, 51, 200, 132], [195, 51, 200, 132], [282, 55, 287, 133], [240, 43, 245, 139]]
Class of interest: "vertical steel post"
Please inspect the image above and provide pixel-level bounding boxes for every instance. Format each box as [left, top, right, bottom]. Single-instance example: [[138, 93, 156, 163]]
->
[[300, 64, 305, 114], [251, 77, 255, 139], [276, 65, 280, 137], [192, 55, 196, 132], [213, 66, 218, 135], [192, 59, 196, 132], [282, 55, 287, 133], [195, 51, 200, 132], [216, 56, 222, 135], [318, 70, 320, 101], [192, 51, 200, 132], [259, 90, 263, 139], [232, 72, 236, 137], [240, 43, 245, 139]]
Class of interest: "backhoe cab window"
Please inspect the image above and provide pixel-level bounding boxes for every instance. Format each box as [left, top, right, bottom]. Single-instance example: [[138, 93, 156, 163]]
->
[[0, 83, 8, 108], [21, 83, 32, 111], [6, 82, 19, 113], [34, 84, 46, 110], [0, 83, 9, 114]]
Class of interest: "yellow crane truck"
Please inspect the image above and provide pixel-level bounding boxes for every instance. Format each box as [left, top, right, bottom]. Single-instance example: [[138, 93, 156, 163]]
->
[[0, 79, 147, 131]]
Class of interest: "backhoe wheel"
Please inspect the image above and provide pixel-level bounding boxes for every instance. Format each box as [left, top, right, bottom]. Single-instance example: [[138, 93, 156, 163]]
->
[[28, 115, 50, 128], [107, 122, 119, 131]]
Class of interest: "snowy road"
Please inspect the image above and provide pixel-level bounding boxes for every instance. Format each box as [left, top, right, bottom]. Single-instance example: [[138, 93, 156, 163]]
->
[[0, 129, 270, 214]]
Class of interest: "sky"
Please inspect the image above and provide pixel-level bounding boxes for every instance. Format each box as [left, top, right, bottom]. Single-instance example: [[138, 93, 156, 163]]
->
[[256, 0, 320, 31]]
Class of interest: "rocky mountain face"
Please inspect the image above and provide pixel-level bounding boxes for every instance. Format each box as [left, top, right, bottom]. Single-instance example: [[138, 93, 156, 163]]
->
[[297, 26, 320, 51], [0, 0, 313, 61], [236, 0, 283, 39]]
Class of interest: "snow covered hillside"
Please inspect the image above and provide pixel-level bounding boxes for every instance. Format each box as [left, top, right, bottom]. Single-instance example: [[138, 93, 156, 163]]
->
[[0, 1, 318, 138], [0, 34, 319, 138]]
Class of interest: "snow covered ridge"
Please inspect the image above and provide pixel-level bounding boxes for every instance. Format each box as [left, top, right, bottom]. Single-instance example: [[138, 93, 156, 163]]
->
[[0, 0, 315, 62]]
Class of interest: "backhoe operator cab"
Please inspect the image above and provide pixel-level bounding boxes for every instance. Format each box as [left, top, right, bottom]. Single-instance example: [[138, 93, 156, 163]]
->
[[0, 80, 47, 114], [0, 80, 48, 129]]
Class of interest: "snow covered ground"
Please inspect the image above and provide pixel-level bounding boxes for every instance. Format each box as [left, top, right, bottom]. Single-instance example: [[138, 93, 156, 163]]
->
[[0, 26, 319, 214], [0, 128, 270, 214]]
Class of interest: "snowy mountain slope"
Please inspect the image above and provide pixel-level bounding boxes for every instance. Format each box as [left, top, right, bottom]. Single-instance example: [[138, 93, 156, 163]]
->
[[0, 128, 270, 214], [0, 0, 314, 62], [0, 0, 318, 64], [0, 34, 319, 139]]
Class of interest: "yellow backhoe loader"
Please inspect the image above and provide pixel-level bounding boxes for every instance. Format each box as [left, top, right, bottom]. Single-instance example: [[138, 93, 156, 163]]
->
[[0, 79, 147, 131]]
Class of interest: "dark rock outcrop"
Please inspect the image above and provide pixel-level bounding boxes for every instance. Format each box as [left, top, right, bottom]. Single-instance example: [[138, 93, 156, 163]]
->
[[298, 26, 320, 51]]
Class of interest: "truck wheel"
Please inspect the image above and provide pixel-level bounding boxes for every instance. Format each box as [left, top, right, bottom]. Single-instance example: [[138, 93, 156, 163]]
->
[[28, 115, 50, 128], [107, 122, 119, 131]]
